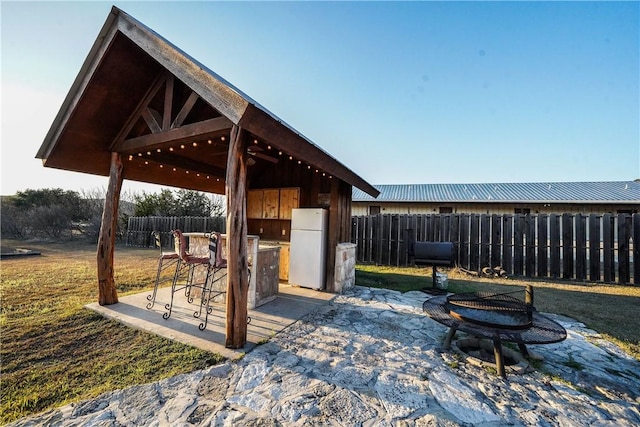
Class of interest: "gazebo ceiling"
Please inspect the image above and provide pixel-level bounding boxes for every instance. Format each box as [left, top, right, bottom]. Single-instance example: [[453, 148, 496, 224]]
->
[[36, 6, 379, 198]]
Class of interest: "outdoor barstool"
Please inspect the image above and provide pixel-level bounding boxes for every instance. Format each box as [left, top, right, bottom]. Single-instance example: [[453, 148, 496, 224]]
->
[[195, 231, 228, 330], [162, 229, 210, 321], [146, 231, 181, 310]]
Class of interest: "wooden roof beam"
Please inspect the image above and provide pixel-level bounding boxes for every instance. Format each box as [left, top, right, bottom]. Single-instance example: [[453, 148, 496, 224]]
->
[[114, 116, 233, 153]]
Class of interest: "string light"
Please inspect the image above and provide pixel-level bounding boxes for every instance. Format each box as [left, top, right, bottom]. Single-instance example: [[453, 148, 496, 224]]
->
[[128, 136, 338, 185]]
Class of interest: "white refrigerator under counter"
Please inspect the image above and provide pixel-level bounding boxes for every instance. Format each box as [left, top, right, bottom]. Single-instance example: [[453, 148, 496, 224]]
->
[[289, 208, 328, 289]]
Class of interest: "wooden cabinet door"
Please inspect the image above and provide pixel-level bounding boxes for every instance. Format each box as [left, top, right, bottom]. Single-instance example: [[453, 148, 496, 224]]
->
[[262, 189, 280, 219], [247, 190, 263, 219], [279, 188, 300, 219], [279, 244, 290, 281]]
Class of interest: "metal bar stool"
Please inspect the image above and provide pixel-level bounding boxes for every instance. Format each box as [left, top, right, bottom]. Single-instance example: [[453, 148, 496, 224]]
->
[[146, 231, 181, 310], [196, 231, 228, 331], [163, 229, 210, 321]]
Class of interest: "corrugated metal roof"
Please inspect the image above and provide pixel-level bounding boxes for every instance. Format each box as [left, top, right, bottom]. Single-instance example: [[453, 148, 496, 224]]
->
[[352, 181, 640, 203]]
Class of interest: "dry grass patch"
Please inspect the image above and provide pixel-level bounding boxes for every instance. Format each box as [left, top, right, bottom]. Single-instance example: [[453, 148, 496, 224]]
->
[[1, 239, 223, 424]]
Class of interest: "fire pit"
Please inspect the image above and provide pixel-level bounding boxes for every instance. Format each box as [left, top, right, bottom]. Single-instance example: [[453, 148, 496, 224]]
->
[[423, 286, 566, 378], [445, 291, 533, 330]]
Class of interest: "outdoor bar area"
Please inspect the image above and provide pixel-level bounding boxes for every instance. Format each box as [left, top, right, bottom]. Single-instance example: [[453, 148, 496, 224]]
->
[[35, 6, 379, 350]]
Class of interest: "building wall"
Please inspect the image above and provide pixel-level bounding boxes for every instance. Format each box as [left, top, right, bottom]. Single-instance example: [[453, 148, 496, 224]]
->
[[352, 202, 639, 216]]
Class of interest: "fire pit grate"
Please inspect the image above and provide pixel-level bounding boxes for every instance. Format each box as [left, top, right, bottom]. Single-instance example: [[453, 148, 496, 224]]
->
[[445, 291, 533, 330]]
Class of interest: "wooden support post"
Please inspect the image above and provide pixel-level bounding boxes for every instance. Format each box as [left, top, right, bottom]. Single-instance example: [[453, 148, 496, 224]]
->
[[97, 152, 123, 305], [225, 125, 249, 349], [326, 179, 352, 292]]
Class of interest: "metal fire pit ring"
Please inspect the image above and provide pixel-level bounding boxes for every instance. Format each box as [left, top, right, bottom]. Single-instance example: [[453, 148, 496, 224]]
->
[[423, 294, 566, 378], [445, 292, 534, 330]]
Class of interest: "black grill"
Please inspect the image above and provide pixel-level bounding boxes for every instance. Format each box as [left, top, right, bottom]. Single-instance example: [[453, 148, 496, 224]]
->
[[406, 232, 455, 290], [409, 241, 455, 267]]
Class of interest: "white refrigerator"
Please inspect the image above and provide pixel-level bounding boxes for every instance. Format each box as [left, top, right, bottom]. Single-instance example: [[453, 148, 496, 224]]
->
[[289, 208, 328, 289]]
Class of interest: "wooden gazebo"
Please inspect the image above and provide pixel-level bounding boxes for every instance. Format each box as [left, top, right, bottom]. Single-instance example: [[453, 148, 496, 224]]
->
[[36, 7, 379, 348]]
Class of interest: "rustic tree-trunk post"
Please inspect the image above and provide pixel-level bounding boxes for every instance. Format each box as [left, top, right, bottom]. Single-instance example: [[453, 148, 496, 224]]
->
[[97, 152, 124, 305], [225, 125, 250, 348]]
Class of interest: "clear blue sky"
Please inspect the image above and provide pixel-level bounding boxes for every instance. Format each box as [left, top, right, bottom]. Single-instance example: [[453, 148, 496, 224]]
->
[[2, 1, 639, 196]]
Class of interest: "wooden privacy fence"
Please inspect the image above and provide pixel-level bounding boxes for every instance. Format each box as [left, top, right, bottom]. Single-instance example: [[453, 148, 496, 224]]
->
[[126, 216, 225, 248], [351, 213, 640, 285]]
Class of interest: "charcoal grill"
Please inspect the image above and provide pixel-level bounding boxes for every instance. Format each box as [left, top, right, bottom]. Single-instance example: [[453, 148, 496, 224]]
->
[[423, 286, 566, 377], [407, 237, 455, 290]]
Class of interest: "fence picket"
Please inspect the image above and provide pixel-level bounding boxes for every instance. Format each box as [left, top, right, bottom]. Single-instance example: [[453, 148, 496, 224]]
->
[[589, 214, 601, 281], [459, 214, 470, 269], [503, 215, 513, 275], [525, 214, 536, 276], [634, 213, 640, 285], [562, 214, 574, 279], [513, 215, 524, 276], [575, 214, 587, 281], [491, 215, 501, 269], [470, 214, 480, 272], [537, 214, 548, 277], [480, 215, 491, 269], [618, 213, 631, 284], [603, 214, 614, 282]]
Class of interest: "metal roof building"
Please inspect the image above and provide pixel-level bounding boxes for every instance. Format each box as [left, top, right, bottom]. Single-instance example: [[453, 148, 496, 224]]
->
[[352, 181, 640, 215]]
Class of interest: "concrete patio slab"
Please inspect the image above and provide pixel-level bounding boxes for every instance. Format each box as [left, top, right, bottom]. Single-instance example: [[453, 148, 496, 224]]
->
[[86, 283, 336, 359]]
